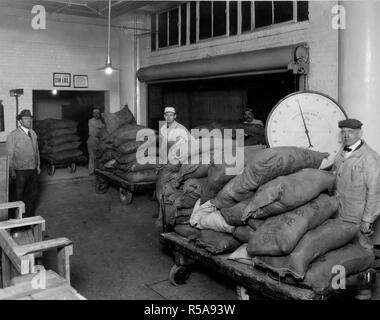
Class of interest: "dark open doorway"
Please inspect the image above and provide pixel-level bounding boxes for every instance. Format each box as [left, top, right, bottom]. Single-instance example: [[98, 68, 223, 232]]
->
[[32, 90, 106, 155], [147, 71, 299, 130]]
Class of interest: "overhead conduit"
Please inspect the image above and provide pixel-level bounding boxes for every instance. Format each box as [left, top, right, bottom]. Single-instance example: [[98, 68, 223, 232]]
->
[[137, 43, 309, 84]]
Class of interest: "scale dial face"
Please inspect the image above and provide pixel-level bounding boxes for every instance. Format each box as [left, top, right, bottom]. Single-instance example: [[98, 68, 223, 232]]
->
[[265, 91, 347, 169]]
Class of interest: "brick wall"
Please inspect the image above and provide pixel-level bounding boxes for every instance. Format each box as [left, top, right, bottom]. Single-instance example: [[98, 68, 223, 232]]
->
[[0, 7, 124, 142], [137, 1, 339, 124]]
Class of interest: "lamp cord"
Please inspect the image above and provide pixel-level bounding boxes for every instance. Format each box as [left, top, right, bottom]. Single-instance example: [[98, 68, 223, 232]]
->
[[107, 0, 111, 61]]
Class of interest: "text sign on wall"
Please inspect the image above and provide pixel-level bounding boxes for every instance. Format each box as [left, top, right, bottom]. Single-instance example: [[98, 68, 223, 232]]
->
[[53, 73, 71, 87]]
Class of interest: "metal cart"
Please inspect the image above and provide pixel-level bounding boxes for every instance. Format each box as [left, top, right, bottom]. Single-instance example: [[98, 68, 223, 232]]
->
[[41, 154, 88, 176], [160, 232, 377, 300], [94, 168, 156, 205]]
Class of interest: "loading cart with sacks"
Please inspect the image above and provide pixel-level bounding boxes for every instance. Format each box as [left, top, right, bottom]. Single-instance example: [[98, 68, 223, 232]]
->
[[94, 168, 156, 205], [160, 231, 377, 300], [42, 153, 88, 176]]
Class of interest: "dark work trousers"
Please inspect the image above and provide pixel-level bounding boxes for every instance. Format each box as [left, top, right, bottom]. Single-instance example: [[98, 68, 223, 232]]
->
[[11, 169, 39, 218]]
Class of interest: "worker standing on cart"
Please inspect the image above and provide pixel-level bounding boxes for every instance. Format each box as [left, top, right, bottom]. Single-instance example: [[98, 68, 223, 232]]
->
[[6, 109, 40, 218], [87, 108, 104, 175], [332, 118, 380, 299], [159, 107, 192, 164]]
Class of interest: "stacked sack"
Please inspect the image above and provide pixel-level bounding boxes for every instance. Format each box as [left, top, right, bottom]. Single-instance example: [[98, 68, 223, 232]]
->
[[170, 146, 375, 294], [160, 138, 265, 254], [34, 119, 83, 161], [192, 120, 266, 146], [156, 137, 223, 230], [95, 105, 159, 183]]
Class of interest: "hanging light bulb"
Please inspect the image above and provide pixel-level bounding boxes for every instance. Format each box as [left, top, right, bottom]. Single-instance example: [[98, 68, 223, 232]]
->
[[96, 0, 119, 75], [52, 89, 58, 95]]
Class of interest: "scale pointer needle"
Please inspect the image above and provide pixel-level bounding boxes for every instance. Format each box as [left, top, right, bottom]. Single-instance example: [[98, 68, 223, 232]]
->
[[297, 101, 313, 148]]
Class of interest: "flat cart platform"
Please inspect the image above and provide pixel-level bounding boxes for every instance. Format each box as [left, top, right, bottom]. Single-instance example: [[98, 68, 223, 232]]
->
[[94, 168, 156, 205], [41, 154, 88, 176], [160, 232, 377, 300]]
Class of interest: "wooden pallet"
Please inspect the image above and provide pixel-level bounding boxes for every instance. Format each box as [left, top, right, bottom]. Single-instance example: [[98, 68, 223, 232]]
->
[[0, 270, 85, 300]]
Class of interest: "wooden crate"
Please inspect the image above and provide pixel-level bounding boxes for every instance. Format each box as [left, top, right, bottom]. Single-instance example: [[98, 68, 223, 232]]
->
[[0, 270, 85, 300]]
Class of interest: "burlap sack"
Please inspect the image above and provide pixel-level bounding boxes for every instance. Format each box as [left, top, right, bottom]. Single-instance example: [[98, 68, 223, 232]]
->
[[242, 169, 335, 220], [213, 147, 328, 209], [100, 149, 119, 164], [155, 164, 181, 202], [47, 141, 81, 154], [233, 225, 256, 243], [304, 243, 375, 294], [196, 210, 235, 234], [252, 219, 360, 279], [175, 178, 207, 209], [102, 105, 136, 135], [115, 169, 157, 183], [220, 197, 252, 226], [117, 141, 144, 155], [195, 229, 241, 254], [48, 134, 80, 146], [247, 194, 338, 256], [246, 219, 265, 231], [44, 127, 78, 139], [200, 145, 265, 204], [108, 124, 148, 147], [174, 224, 201, 239]]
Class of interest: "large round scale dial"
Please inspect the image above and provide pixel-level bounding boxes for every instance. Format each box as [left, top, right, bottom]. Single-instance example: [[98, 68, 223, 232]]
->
[[265, 91, 347, 169]]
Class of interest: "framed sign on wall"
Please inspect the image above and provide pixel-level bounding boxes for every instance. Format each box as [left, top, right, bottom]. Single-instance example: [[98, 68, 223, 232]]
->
[[53, 73, 71, 87], [73, 75, 88, 88]]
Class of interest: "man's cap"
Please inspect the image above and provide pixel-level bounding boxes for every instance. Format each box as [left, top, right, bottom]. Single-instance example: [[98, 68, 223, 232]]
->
[[338, 118, 363, 129], [164, 107, 176, 114], [17, 109, 33, 120], [93, 108, 101, 113]]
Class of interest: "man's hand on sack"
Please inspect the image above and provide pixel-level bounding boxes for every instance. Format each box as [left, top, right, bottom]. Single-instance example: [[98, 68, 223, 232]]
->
[[360, 221, 373, 234], [10, 170, 16, 180], [37, 168, 41, 175]]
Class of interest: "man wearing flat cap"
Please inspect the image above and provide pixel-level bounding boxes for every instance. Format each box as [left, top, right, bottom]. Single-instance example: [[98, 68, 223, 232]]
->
[[333, 118, 380, 250], [6, 109, 40, 218], [159, 107, 192, 163]]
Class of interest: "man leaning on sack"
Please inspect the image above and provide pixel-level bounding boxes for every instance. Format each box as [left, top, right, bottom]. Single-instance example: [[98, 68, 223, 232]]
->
[[332, 118, 380, 249], [332, 118, 380, 299], [6, 109, 41, 218]]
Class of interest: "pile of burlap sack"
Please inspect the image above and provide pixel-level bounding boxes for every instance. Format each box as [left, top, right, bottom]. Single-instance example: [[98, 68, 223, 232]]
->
[[95, 105, 159, 183], [192, 120, 266, 146], [160, 145, 375, 295], [34, 119, 83, 161]]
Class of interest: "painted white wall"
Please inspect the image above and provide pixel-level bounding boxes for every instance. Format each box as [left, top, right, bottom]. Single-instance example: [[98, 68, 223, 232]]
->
[[137, 1, 339, 124], [114, 13, 146, 125], [0, 6, 123, 142]]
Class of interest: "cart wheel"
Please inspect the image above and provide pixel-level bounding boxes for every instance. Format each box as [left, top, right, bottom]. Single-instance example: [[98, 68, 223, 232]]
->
[[69, 163, 76, 173], [47, 165, 55, 176], [119, 187, 133, 205], [95, 178, 109, 194], [169, 265, 191, 286], [236, 285, 251, 300]]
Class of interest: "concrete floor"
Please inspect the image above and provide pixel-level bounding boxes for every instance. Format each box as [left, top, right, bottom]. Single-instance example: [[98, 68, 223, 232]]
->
[[35, 167, 237, 300], [34, 165, 380, 300]]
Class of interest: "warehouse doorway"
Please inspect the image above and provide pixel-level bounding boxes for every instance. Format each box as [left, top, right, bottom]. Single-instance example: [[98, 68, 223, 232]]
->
[[147, 71, 299, 130], [32, 90, 106, 156]]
